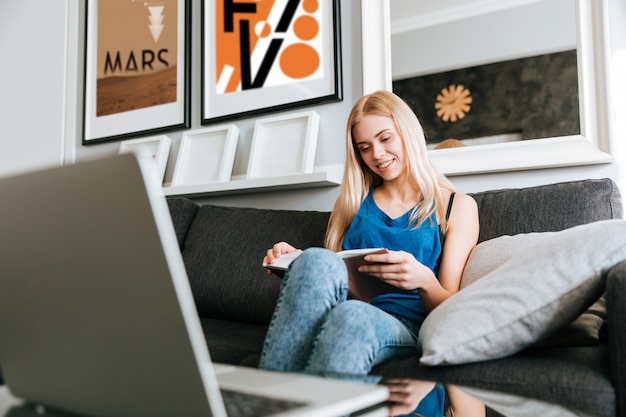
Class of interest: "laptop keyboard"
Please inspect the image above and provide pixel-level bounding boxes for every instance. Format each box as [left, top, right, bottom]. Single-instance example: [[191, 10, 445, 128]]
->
[[221, 388, 308, 417]]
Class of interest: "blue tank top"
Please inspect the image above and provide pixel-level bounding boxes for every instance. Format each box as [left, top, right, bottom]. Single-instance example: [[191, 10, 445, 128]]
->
[[342, 191, 442, 324]]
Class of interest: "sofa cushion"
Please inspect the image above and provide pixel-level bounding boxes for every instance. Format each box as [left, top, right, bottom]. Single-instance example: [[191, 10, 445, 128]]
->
[[418, 219, 626, 366], [180, 204, 330, 325], [200, 317, 267, 366], [166, 197, 200, 249], [469, 178, 623, 243], [461, 232, 607, 347]]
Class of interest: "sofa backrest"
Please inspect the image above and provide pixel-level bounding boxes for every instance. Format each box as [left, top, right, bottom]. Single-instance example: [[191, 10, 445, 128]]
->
[[167, 178, 622, 325], [470, 178, 623, 243], [167, 200, 330, 324]]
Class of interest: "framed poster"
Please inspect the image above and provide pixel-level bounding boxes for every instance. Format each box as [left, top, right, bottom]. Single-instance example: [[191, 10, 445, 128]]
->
[[201, 0, 342, 124], [83, 0, 191, 144]]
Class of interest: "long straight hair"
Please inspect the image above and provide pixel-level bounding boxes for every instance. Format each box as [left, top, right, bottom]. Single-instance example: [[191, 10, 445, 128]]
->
[[324, 91, 455, 252]]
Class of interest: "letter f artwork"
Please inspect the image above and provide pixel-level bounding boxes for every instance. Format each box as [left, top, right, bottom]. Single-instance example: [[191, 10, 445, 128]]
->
[[215, 0, 325, 95]]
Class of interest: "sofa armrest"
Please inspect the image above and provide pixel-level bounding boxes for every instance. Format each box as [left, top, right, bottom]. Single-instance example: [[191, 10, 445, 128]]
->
[[606, 259, 626, 417]]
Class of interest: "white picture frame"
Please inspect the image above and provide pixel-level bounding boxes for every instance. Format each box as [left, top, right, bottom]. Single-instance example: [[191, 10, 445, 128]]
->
[[246, 111, 320, 179], [119, 135, 172, 182], [171, 125, 239, 186]]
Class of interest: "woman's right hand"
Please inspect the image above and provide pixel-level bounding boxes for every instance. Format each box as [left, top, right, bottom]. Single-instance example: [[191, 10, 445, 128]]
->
[[263, 242, 301, 273]]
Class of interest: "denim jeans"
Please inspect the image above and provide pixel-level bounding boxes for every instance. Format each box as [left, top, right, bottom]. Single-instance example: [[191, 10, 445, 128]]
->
[[259, 248, 444, 416]]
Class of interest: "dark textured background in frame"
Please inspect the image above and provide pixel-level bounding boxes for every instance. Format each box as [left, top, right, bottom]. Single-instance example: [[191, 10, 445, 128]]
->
[[393, 50, 580, 145]]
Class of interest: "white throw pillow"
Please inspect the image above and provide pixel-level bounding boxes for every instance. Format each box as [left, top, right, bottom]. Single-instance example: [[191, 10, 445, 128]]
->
[[419, 219, 626, 366]]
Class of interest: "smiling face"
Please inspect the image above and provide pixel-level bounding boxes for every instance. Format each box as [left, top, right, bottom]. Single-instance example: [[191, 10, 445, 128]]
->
[[352, 114, 407, 183]]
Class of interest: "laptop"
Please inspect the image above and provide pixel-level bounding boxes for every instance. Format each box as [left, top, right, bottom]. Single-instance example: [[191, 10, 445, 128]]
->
[[0, 154, 389, 417]]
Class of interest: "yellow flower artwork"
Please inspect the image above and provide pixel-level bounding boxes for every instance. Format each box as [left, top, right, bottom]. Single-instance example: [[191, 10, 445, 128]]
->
[[435, 84, 472, 122]]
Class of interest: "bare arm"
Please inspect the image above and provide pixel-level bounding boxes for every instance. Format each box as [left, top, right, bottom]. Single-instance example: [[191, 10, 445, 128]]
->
[[446, 385, 486, 417], [425, 193, 479, 309]]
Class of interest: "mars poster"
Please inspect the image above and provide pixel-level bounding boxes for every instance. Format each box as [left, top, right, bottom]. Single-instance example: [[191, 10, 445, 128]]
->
[[83, 0, 190, 144]]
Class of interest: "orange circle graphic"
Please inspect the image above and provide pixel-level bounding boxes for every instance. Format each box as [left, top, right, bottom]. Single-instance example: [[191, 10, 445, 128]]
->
[[302, 0, 319, 13], [255, 21, 272, 38], [280, 43, 320, 79], [293, 15, 319, 41]]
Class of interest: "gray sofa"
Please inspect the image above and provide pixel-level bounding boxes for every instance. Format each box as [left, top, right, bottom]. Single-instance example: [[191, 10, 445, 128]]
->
[[167, 178, 626, 417]]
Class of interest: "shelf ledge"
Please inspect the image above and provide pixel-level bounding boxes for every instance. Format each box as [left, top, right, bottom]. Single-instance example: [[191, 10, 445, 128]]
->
[[163, 164, 344, 198]]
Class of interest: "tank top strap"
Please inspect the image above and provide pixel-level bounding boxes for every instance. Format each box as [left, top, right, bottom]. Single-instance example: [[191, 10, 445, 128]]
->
[[445, 192, 456, 221], [439, 192, 456, 246]]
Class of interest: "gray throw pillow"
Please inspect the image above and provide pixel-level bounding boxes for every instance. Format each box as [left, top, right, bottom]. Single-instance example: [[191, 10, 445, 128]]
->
[[419, 219, 626, 366], [460, 231, 607, 348]]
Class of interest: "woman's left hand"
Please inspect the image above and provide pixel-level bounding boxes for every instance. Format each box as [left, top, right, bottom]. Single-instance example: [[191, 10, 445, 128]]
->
[[358, 250, 434, 291]]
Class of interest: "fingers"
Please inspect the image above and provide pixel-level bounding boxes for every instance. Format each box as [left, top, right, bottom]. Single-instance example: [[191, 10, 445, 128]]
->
[[363, 249, 394, 264], [362, 250, 414, 272], [357, 263, 415, 290], [359, 251, 431, 291], [262, 242, 299, 266], [265, 248, 276, 264], [384, 379, 437, 417], [265, 242, 286, 263]]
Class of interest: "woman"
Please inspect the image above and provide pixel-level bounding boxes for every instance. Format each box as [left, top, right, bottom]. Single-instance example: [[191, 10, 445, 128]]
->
[[260, 91, 480, 416]]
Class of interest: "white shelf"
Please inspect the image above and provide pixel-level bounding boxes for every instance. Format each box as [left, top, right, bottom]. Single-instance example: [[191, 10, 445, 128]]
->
[[163, 164, 344, 198]]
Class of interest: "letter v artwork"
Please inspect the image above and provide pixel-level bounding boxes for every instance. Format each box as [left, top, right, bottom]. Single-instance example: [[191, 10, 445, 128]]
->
[[201, 0, 342, 124]]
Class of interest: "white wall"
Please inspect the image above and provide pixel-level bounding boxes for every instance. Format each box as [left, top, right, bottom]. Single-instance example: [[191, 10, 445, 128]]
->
[[0, 1, 68, 176], [0, 0, 623, 212], [391, 0, 577, 79]]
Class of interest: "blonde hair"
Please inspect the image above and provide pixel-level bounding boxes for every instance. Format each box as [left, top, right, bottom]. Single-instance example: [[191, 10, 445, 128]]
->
[[324, 91, 455, 252]]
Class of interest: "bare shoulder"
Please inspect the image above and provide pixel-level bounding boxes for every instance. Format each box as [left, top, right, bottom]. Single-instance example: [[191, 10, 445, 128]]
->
[[451, 193, 478, 212], [448, 193, 479, 230]]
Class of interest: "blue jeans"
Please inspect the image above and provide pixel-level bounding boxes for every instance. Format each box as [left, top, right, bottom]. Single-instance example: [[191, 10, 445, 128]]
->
[[259, 248, 444, 416]]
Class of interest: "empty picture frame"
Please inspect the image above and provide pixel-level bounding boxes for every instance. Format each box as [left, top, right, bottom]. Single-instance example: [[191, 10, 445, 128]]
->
[[246, 111, 320, 179], [171, 125, 239, 186], [119, 135, 172, 182]]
